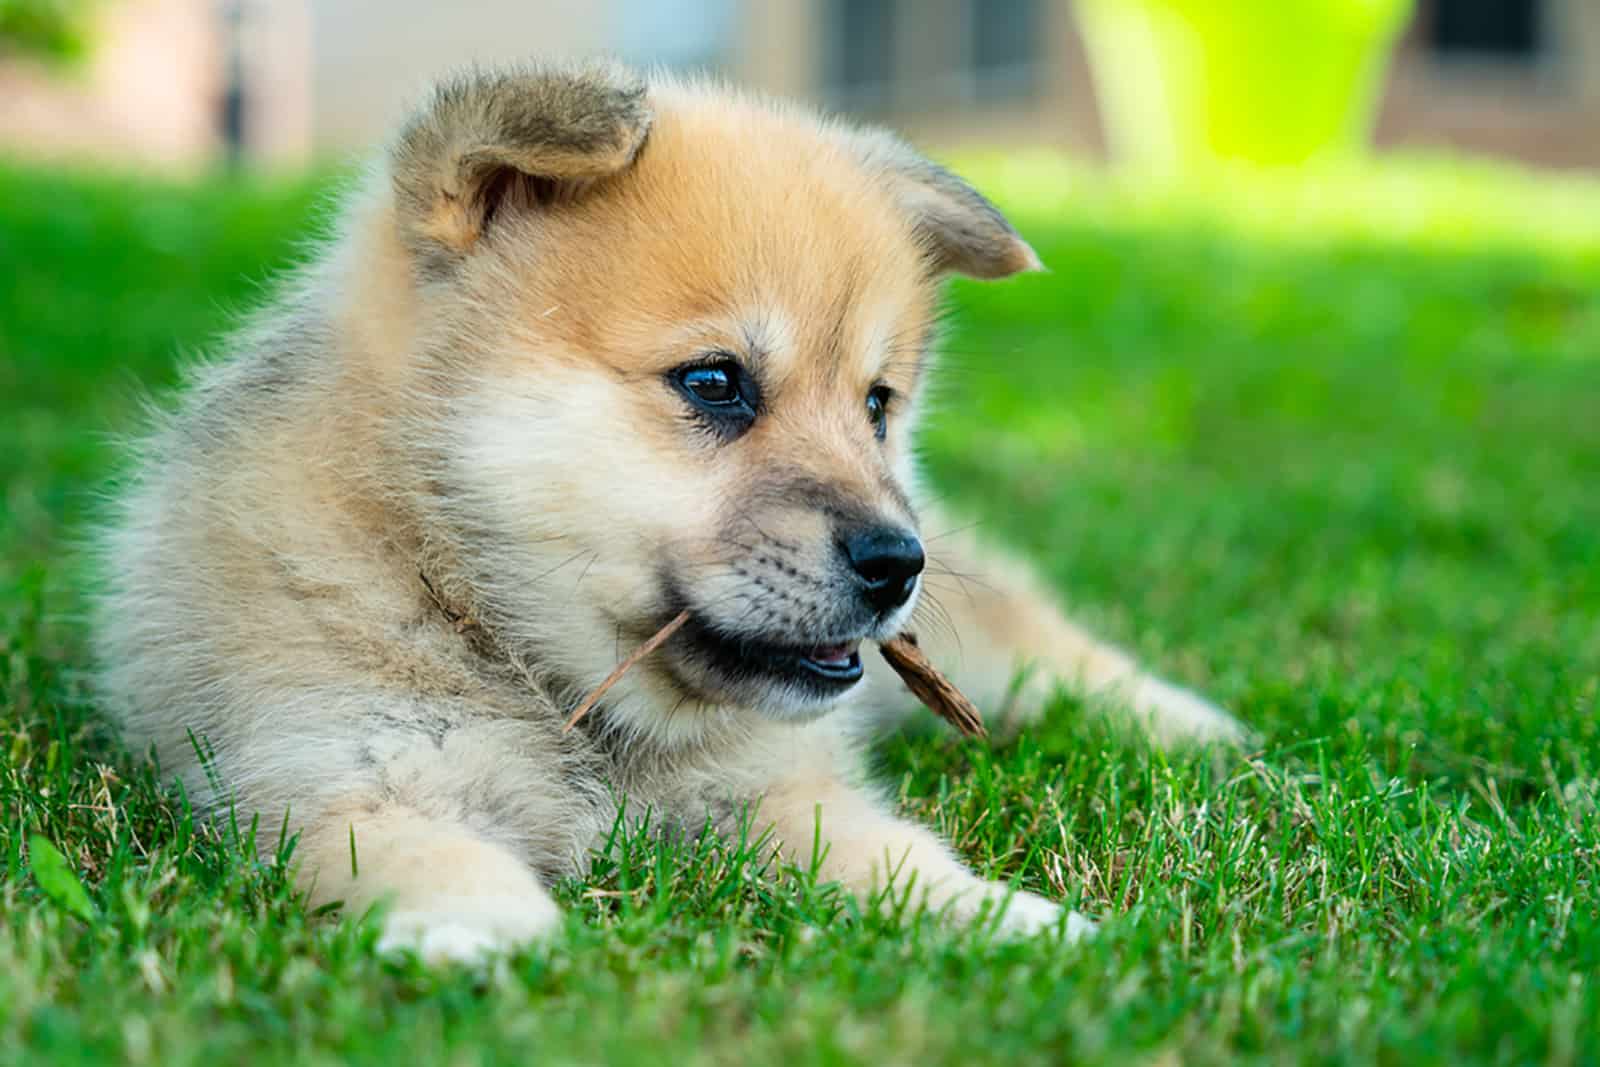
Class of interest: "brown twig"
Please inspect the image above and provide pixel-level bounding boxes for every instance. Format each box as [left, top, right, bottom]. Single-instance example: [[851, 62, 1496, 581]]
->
[[879, 632, 987, 739], [563, 610, 691, 732], [562, 616, 986, 740]]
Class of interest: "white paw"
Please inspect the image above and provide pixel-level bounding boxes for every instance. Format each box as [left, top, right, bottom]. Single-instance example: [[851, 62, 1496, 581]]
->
[[988, 888, 1097, 942], [375, 893, 561, 965], [1129, 675, 1248, 746]]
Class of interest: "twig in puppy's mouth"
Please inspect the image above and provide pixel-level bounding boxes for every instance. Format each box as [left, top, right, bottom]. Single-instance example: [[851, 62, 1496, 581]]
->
[[563, 610, 691, 732], [563, 612, 987, 740], [878, 633, 988, 739]]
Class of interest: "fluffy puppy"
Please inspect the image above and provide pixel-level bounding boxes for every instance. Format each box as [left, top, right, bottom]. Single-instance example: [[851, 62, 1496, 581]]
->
[[93, 61, 1240, 962]]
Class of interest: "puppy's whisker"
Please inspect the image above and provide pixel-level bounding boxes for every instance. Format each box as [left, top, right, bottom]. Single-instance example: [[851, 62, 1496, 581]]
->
[[531, 548, 595, 586], [923, 562, 998, 593], [570, 552, 601, 596], [921, 577, 983, 614], [909, 594, 962, 657], [923, 521, 985, 543]]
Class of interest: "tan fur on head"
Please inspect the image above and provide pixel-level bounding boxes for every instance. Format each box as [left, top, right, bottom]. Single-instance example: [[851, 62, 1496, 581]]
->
[[387, 61, 1040, 281], [93, 61, 1240, 966]]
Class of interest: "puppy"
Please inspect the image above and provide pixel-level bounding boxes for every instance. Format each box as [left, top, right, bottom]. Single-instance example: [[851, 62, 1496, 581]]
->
[[93, 62, 1239, 962]]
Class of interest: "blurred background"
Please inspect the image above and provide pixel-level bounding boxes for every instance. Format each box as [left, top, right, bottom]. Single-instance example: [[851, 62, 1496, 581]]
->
[[3, 12, 1599, 1057], [1, 0, 1598, 173], [2, 0, 1598, 746]]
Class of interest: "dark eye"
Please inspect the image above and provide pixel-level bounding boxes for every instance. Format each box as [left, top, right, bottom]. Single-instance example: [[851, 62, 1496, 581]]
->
[[670, 356, 759, 439], [866, 384, 892, 440]]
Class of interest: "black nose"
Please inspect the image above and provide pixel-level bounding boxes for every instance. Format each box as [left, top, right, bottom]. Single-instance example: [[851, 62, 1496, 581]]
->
[[841, 526, 925, 614]]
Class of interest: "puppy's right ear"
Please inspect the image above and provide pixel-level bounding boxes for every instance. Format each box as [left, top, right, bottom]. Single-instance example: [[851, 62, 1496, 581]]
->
[[842, 129, 1040, 280], [390, 62, 652, 263]]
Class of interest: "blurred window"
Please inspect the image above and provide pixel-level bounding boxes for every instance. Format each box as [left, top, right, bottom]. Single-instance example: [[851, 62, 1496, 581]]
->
[[1429, 0, 1543, 57], [825, 0, 896, 108], [969, 0, 1042, 98]]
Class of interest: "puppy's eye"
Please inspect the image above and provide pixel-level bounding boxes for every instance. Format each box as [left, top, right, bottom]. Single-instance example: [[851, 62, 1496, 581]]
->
[[866, 384, 892, 441], [680, 364, 739, 404], [670, 357, 759, 439]]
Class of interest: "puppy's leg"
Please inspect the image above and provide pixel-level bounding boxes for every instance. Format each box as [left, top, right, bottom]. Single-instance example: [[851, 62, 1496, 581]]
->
[[295, 798, 562, 964], [871, 513, 1243, 744], [236, 714, 601, 965], [758, 765, 1093, 940]]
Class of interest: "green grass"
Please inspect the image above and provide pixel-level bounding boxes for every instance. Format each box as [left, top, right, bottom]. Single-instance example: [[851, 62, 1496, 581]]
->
[[2, 155, 1598, 1066]]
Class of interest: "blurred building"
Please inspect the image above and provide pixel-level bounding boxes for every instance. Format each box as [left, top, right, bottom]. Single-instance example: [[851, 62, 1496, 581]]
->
[[2, 0, 1597, 170], [1381, 0, 1600, 169]]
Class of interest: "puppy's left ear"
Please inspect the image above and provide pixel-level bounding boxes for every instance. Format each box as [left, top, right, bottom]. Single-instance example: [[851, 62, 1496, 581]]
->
[[846, 130, 1041, 280]]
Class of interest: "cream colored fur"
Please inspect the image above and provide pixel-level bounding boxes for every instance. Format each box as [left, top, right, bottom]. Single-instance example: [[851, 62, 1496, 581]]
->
[[93, 62, 1238, 964]]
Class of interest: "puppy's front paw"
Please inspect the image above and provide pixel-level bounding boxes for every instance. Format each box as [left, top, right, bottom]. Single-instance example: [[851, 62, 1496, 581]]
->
[[1130, 675, 1248, 746], [987, 887, 1097, 942], [375, 892, 561, 965]]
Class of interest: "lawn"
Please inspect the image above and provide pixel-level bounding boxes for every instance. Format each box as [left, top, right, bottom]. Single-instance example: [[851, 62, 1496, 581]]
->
[[2, 154, 1597, 1066]]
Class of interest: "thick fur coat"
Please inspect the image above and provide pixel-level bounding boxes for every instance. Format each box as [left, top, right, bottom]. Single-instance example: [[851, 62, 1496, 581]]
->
[[93, 62, 1240, 961]]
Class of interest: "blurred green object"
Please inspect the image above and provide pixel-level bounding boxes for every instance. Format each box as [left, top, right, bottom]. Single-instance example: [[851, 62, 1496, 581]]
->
[[0, 0, 100, 63], [1076, 0, 1416, 170]]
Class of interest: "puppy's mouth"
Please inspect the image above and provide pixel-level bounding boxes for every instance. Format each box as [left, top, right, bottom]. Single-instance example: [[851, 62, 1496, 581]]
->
[[679, 614, 865, 694]]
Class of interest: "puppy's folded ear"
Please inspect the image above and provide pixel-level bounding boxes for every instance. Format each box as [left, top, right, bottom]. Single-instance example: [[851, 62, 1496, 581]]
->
[[390, 61, 652, 261], [846, 130, 1041, 280]]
